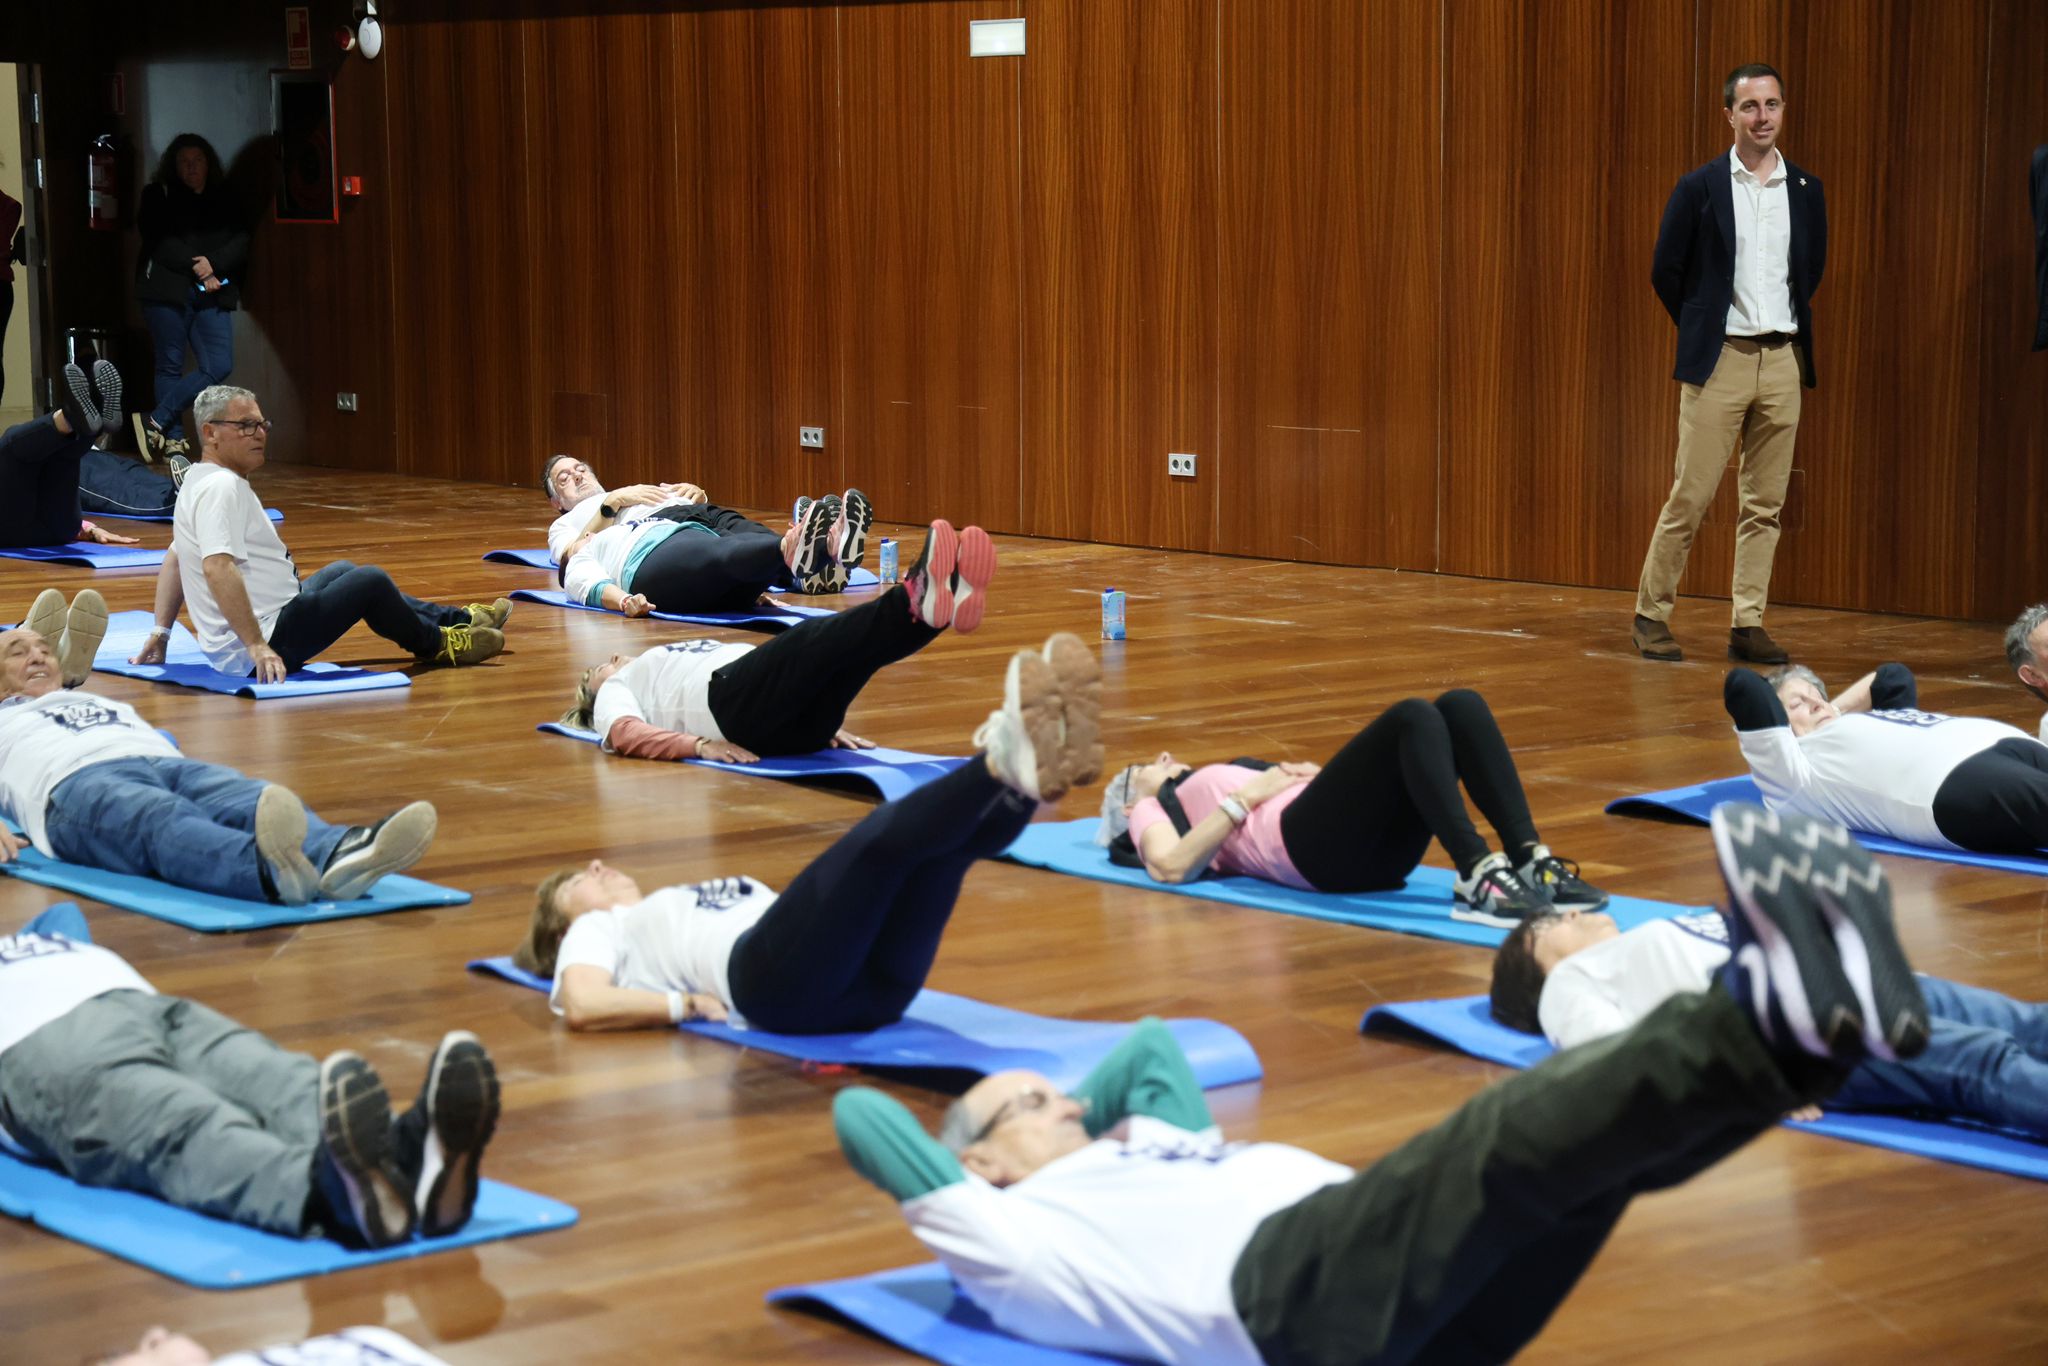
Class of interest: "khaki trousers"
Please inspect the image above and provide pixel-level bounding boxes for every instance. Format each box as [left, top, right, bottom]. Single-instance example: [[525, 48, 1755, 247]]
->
[[1634, 337, 1802, 628]]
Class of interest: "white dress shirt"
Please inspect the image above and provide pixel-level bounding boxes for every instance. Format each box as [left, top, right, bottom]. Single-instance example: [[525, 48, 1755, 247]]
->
[[1725, 145, 1797, 336]]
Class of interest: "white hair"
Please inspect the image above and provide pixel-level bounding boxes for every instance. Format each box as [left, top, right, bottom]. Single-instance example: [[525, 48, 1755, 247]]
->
[[192, 384, 256, 430]]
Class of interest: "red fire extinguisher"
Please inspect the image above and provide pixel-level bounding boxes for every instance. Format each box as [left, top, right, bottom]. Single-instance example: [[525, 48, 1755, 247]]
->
[[87, 135, 118, 231]]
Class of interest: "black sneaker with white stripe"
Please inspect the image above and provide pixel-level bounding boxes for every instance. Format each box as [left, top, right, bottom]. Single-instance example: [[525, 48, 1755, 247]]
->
[[389, 1031, 501, 1239], [1450, 852, 1551, 927], [311, 1051, 415, 1249], [789, 494, 842, 594], [1709, 803, 1929, 1065], [1519, 845, 1609, 912]]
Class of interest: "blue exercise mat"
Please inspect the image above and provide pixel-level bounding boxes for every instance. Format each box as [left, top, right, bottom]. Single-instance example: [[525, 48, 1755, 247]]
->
[[0, 542, 165, 569], [769, 1263, 1137, 1366], [1, 817, 470, 933], [1360, 995, 2048, 1182], [1606, 776, 2048, 877], [486, 546, 880, 593], [97, 506, 283, 525], [21, 902, 90, 940], [537, 721, 967, 801], [90, 610, 410, 698], [509, 586, 835, 631], [0, 1152, 576, 1289], [468, 956, 1261, 1092], [1001, 820, 1701, 947]]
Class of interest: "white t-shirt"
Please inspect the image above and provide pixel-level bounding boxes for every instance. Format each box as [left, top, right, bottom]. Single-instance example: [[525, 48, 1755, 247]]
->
[[174, 461, 300, 673], [905, 1115, 1354, 1365], [0, 931, 155, 1150], [215, 1326, 450, 1366], [1737, 710, 2029, 848], [549, 877, 777, 1025], [592, 640, 752, 745], [548, 492, 694, 565], [0, 691, 181, 853], [1538, 914, 1732, 1050], [2037, 710, 2047, 745]]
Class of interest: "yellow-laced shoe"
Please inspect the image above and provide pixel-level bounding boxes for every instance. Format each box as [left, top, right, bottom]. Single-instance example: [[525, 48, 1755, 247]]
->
[[429, 623, 505, 667], [465, 598, 514, 631]]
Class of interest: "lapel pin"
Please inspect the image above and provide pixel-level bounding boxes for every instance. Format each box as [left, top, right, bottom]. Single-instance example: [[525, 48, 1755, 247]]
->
[[1799, 177, 1807, 186]]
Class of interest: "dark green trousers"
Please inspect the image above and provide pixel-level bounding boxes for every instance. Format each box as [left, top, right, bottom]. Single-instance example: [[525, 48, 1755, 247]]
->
[[1232, 988, 1814, 1366]]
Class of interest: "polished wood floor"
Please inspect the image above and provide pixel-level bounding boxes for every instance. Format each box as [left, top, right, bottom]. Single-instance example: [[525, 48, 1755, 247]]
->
[[5, 465, 2047, 1363]]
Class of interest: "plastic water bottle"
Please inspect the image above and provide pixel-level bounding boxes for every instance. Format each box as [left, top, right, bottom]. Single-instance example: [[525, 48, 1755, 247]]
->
[[878, 537, 898, 584], [1101, 586, 1126, 641]]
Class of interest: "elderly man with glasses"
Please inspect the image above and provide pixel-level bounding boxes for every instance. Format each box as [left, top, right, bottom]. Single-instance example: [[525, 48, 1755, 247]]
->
[[130, 385, 512, 682]]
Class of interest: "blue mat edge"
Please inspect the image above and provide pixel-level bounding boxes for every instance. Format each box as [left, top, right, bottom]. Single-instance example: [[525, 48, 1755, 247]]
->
[[766, 1264, 1143, 1366]]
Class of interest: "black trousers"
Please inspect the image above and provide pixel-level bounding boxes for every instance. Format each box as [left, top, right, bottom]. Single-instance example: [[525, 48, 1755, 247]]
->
[[1933, 737, 2048, 853], [706, 586, 940, 754], [265, 560, 469, 671], [1279, 689, 1542, 891], [724, 757, 1030, 1033], [1232, 989, 1807, 1366], [626, 505, 786, 613], [0, 414, 87, 548]]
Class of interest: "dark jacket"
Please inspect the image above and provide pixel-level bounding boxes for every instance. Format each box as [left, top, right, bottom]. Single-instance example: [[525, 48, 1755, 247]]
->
[[135, 182, 249, 311], [2031, 144, 2046, 352], [1651, 151, 1827, 388]]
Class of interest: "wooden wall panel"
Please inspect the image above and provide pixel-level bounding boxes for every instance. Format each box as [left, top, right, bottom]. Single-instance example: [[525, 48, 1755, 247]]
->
[[1438, 0, 1693, 589], [1016, 0, 1217, 552], [1215, 0, 1439, 570], [835, 2, 1024, 531]]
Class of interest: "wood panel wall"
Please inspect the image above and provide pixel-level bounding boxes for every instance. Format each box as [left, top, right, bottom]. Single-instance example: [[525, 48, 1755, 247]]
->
[[29, 0, 2048, 621]]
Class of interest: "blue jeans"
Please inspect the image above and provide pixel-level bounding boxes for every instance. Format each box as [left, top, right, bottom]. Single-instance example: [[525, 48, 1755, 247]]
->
[[143, 302, 235, 438], [1832, 976, 2048, 1136], [44, 756, 346, 902], [78, 449, 178, 518]]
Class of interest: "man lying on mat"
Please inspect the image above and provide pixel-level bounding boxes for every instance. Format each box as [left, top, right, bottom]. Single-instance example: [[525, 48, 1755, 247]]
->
[[1727, 662, 2048, 853], [1491, 900, 2048, 1139], [0, 601, 435, 905], [0, 921, 497, 1251], [2002, 603, 2048, 743], [516, 633, 1098, 1033], [0, 360, 149, 551], [128, 385, 512, 683], [1096, 690, 1608, 927], [836, 806, 1928, 1366], [559, 519, 994, 764], [543, 452, 870, 602]]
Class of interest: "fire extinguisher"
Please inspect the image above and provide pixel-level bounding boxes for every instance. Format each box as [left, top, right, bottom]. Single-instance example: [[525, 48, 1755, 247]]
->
[[87, 135, 118, 231]]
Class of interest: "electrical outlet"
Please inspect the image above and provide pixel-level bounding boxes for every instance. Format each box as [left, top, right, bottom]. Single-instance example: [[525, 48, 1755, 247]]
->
[[800, 426, 825, 449], [336, 392, 358, 412], [1168, 452, 1197, 478]]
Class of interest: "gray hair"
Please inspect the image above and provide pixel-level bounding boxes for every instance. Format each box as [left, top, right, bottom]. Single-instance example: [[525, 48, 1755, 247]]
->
[[1766, 663, 1829, 702], [936, 1097, 980, 1155], [1094, 765, 1139, 846], [2007, 606, 2048, 674], [192, 384, 256, 431]]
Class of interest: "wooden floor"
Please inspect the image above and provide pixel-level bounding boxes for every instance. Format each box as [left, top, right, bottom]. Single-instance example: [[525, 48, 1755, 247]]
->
[[6, 465, 2048, 1363]]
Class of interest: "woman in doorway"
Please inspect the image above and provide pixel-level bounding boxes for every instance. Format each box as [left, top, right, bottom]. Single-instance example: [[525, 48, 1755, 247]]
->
[[132, 134, 246, 459]]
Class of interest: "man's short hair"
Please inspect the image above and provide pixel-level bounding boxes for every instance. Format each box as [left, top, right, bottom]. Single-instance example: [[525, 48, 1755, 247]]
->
[[1724, 62, 1785, 107], [1488, 914, 1558, 1034], [192, 384, 256, 431], [936, 1096, 981, 1154], [540, 452, 578, 498], [2006, 606, 2048, 674], [1765, 662, 1828, 701]]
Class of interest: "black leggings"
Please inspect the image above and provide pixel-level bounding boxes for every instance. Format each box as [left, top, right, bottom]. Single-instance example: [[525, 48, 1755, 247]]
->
[[0, 415, 87, 548], [265, 560, 469, 670], [625, 506, 786, 613], [1278, 689, 1542, 892], [707, 586, 941, 754], [1932, 738, 2048, 853], [723, 757, 1031, 1034]]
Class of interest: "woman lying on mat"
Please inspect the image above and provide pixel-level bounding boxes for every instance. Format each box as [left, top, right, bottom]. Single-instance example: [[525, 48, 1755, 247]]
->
[[558, 520, 995, 764], [516, 634, 1099, 1033], [1097, 689, 1607, 927], [1728, 663, 2048, 854]]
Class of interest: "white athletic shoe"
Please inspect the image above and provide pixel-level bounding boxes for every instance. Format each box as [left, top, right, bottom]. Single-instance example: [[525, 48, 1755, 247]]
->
[[61, 590, 108, 688], [975, 648, 1067, 802], [256, 785, 319, 905]]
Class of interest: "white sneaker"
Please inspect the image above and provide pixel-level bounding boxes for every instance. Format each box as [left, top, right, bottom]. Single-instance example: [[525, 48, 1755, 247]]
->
[[974, 649, 1066, 802], [256, 785, 319, 905]]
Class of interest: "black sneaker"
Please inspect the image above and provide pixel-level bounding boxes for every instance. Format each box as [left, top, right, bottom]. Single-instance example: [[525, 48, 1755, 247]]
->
[[390, 1031, 501, 1239], [831, 488, 873, 581], [319, 801, 438, 900], [90, 360, 123, 436], [60, 363, 100, 437], [1518, 846, 1609, 912], [1709, 803, 1929, 1064], [788, 493, 842, 594], [312, 1051, 415, 1249], [1450, 853, 1551, 927]]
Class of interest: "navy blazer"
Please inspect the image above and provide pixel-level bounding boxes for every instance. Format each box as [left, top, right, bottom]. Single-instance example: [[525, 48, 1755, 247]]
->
[[1651, 152, 1827, 388]]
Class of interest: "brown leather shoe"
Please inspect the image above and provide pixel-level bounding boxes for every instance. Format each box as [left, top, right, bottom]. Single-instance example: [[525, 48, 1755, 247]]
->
[[1632, 614, 1683, 661], [1728, 626, 1790, 665]]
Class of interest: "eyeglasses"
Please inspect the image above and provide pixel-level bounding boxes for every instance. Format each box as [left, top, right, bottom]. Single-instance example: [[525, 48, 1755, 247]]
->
[[211, 418, 273, 435], [969, 1086, 1086, 1146]]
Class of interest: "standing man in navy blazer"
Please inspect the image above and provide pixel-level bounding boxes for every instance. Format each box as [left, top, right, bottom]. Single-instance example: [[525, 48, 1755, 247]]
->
[[1633, 63, 1825, 665]]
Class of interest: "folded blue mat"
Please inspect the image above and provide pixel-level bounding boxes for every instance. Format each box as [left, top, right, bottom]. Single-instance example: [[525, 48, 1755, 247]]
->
[[0, 542, 166, 569], [0, 1152, 576, 1289], [1002, 820, 1700, 947], [2, 817, 470, 933], [1606, 776, 2048, 876], [509, 586, 836, 631], [21, 901, 90, 940], [769, 1264, 1131, 1366], [486, 546, 880, 593], [537, 721, 967, 801], [469, 956, 1261, 1092], [90, 610, 410, 698], [1360, 995, 2048, 1182], [98, 506, 283, 525]]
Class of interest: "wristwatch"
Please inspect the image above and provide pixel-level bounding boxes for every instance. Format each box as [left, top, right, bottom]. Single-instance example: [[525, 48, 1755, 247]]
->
[[599, 501, 617, 519]]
